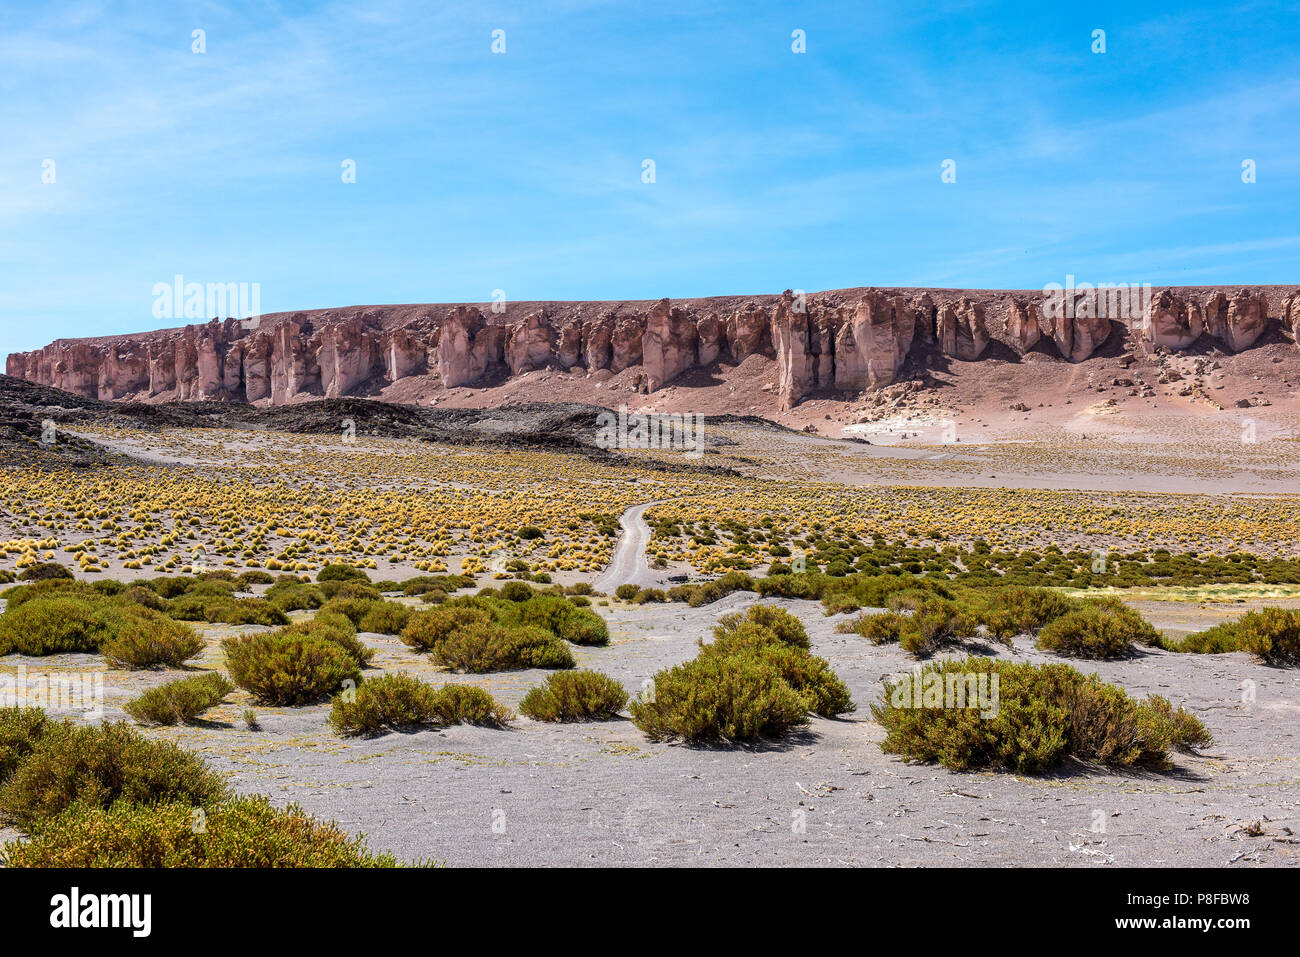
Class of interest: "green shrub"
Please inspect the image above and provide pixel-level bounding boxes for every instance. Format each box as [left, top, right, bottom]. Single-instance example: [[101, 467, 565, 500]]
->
[[846, 594, 980, 658], [968, 586, 1080, 641], [221, 632, 362, 705], [140, 575, 194, 599], [0, 708, 47, 784], [101, 609, 204, 669], [519, 670, 629, 722], [500, 581, 534, 602], [630, 652, 810, 742], [871, 658, 1211, 773], [318, 595, 379, 628], [0, 595, 119, 656], [1173, 609, 1300, 665], [401, 605, 492, 652], [336, 582, 383, 600], [317, 564, 371, 583], [21, 562, 73, 581], [264, 581, 326, 612], [121, 584, 169, 611], [434, 622, 575, 673], [518, 525, 544, 540], [2, 797, 396, 867], [509, 594, 609, 646], [1168, 627, 1242, 655], [357, 600, 413, 635], [169, 592, 289, 626], [754, 572, 830, 600], [236, 570, 276, 587], [632, 588, 667, 604], [400, 574, 473, 596], [426, 683, 514, 727], [124, 673, 234, 725], [1036, 600, 1160, 659], [614, 584, 639, 600], [702, 612, 853, 718], [275, 610, 373, 668], [328, 673, 512, 736], [667, 571, 756, 607], [1, 577, 99, 608], [714, 605, 810, 649], [0, 721, 227, 828], [821, 573, 951, 615]]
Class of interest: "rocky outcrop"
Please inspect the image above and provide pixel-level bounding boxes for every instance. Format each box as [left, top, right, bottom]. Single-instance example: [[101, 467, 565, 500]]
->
[[937, 298, 988, 361], [1138, 288, 1272, 353], [1037, 292, 1113, 362], [1225, 289, 1269, 352], [1143, 289, 1203, 350], [6, 286, 1291, 409], [1284, 293, 1300, 339], [642, 299, 699, 391], [1000, 299, 1042, 355]]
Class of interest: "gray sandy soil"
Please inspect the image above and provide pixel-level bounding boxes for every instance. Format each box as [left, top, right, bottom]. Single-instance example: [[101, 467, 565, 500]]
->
[[4, 591, 1297, 868]]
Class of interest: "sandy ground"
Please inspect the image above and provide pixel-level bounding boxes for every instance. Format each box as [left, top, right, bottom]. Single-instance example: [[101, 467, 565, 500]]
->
[[3, 589, 1297, 868]]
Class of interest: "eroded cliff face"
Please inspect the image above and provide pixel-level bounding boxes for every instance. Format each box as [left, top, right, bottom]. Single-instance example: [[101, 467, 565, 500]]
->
[[6, 286, 1293, 410]]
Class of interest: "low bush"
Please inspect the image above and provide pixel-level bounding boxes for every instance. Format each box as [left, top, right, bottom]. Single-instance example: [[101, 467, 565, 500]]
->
[[846, 594, 981, 658], [236, 570, 276, 587], [703, 610, 852, 719], [713, 604, 809, 649], [328, 672, 512, 736], [519, 670, 629, 722], [400, 574, 473, 596], [169, 592, 289, 627], [630, 652, 810, 742], [21, 562, 73, 581], [630, 603, 854, 742], [666, 571, 755, 607], [317, 564, 371, 583], [966, 586, 1080, 641], [264, 581, 326, 612], [1036, 599, 1161, 659], [614, 584, 639, 600], [434, 622, 575, 673], [0, 595, 119, 656], [426, 683, 514, 727], [0, 707, 47, 784], [508, 594, 609, 646], [124, 673, 234, 725], [400, 605, 492, 652], [0, 721, 227, 828], [499, 581, 534, 602], [101, 609, 204, 669], [276, 610, 374, 668], [1172, 609, 1300, 665], [871, 658, 1211, 773], [820, 573, 951, 615], [221, 631, 362, 705], [2, 797, 396, 867], [357, 600, 414, 635]]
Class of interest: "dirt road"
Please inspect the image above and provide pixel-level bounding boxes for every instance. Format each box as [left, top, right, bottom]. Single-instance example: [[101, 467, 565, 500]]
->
[[594, 502, 662, 593]]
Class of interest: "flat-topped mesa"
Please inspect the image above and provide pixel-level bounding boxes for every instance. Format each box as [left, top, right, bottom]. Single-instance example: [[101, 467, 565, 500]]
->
[[6, 286, 1293, 409]]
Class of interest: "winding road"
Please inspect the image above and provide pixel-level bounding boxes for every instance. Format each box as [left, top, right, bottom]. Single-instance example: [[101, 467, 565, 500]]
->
[[593, 501, 664, 593]]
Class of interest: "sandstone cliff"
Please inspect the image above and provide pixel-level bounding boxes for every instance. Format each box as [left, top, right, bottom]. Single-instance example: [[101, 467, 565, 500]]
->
[[7, 286, 1295, 410]]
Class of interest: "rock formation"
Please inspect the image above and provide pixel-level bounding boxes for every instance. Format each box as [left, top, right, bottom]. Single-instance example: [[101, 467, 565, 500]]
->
[[1138, 288, 1272, 352], [6, 285, 1289, 410]]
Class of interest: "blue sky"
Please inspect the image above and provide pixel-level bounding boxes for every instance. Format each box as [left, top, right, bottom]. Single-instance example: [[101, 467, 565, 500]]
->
[[2, 0, 1298, 359]]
